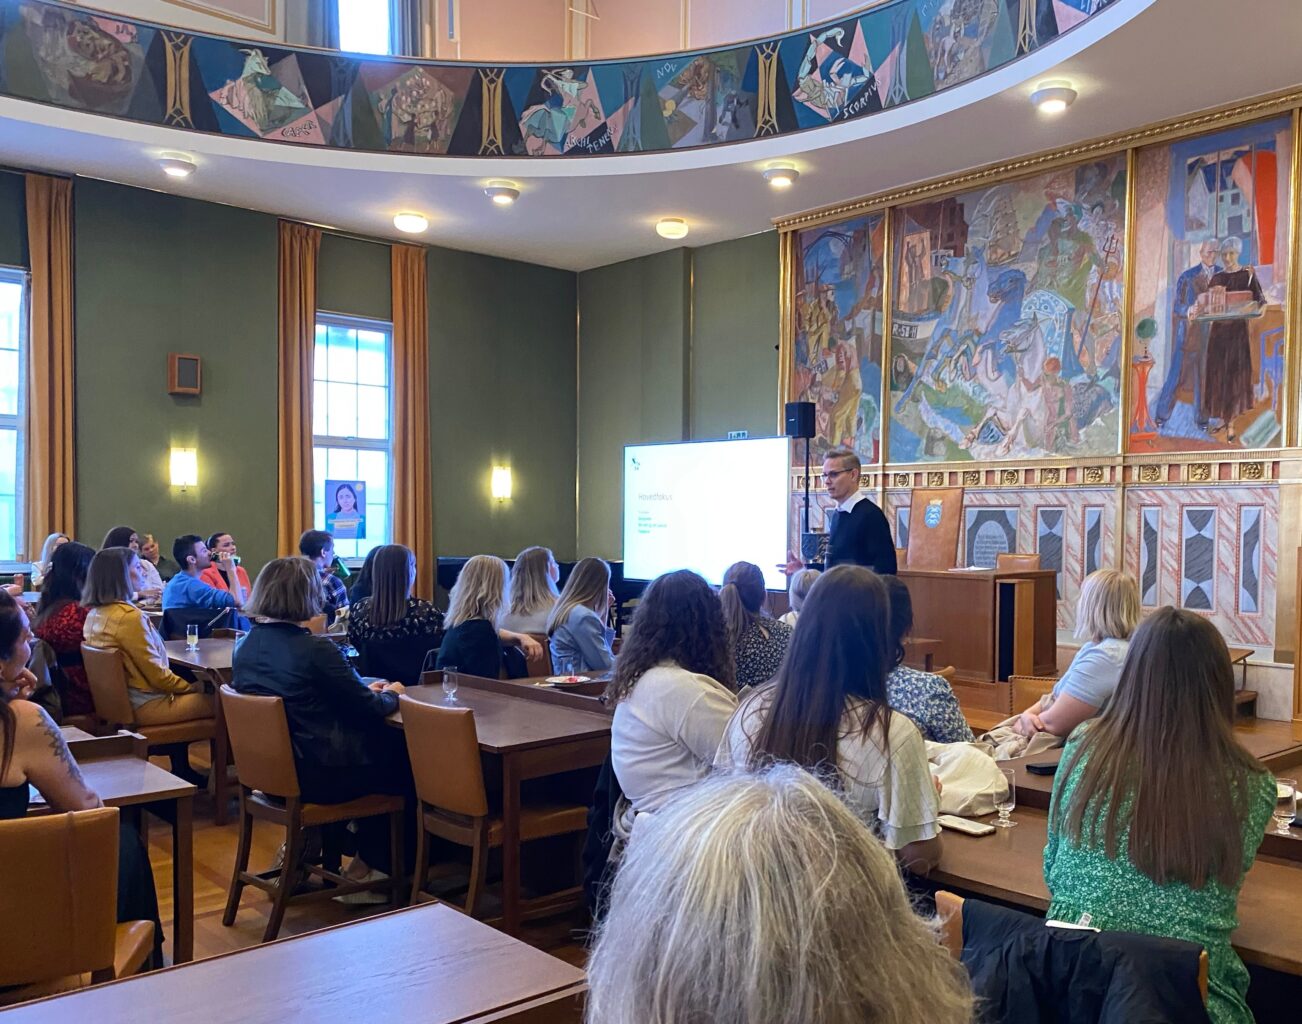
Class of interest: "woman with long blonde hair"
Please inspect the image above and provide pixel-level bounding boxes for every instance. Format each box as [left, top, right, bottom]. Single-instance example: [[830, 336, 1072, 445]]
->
[[436, 555, 537, 679], [586, 765, 973, 1024], [501, 546, 559, 635], [547, 557, 613, 674]]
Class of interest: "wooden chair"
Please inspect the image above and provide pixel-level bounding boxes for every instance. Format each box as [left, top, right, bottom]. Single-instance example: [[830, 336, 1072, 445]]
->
[[934, 890, 1210, 1005], [400, 695, 588, 917], [219, 686, 406, 942], [0, 808, 154, 1005], [525, 634, 553, 677], [81, 644, 220, 800], [1011, 674, 1058, 712], [996, 552, 1041, 572]]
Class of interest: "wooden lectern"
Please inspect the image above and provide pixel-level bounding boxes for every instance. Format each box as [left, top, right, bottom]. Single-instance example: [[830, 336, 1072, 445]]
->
[[906, 488, 963, 570]]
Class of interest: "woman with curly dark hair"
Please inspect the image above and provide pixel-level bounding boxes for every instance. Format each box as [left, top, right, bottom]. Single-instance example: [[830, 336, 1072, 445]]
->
[[609, 570, 736, 820]]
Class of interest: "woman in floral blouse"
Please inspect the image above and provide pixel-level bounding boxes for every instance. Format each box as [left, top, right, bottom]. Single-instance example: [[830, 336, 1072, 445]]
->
[[31, 541, 97, 717], [882, 576, 973, 744], [347, 544, 444, 685]]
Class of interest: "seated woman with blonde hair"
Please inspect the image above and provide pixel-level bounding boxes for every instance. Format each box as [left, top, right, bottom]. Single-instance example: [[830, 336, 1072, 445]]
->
[[500, 546, 560, 636], [435, 555, 540, 680], [778, 567, 819, 627], [547, 557, 614, 674], [1013, 568, 1140, 740], [585, 765, 973, 1024]]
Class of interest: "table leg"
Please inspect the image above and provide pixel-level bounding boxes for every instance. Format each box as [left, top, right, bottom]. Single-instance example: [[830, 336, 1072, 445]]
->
[[501, 754, 522, 936], [172, 795, 194, 963], [210, 674, 230, 826]]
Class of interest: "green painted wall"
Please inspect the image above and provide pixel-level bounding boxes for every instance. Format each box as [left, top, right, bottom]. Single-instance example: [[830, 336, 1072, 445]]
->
[[74, 180, 281, 569], [690, 231, 781, 441], [0, 171, 27, 268], [319, 234, 391, 322], [575, 234, 779, 559], [576, 249, 690, 559], [428, 248, 578, 561]]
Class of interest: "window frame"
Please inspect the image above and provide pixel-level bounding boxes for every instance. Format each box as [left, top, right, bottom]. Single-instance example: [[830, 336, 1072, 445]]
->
[[312, 311, 395, 559], [0, 264, 28, 568]]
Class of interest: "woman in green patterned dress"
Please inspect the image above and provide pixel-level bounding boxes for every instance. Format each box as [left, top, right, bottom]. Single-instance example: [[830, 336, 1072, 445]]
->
[[1044, 607, 1275, 1024]]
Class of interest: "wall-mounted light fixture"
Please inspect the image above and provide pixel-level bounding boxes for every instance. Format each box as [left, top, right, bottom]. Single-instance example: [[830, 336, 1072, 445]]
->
[[491, 465, 513, 502], [170, 447, 198, 490]]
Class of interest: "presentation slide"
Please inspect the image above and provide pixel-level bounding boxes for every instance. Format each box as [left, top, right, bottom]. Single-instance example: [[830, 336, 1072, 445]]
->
[[623, 437, 790, 591]]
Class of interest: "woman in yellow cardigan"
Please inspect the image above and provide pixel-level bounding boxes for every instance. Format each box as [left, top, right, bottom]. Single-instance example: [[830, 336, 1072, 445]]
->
[[83, 546, 213, 783]]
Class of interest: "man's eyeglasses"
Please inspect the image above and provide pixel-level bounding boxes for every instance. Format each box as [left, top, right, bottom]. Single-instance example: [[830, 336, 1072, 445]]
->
[[824, 468, 857, 481]]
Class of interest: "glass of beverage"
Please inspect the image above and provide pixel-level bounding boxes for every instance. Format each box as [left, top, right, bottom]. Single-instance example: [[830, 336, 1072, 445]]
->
[[554, 655, 574, 681], [441, 666, 459, 705], [185, 624, 199, 651], [1274, 778, 1297, 836], [992, 768, 1018, 828]]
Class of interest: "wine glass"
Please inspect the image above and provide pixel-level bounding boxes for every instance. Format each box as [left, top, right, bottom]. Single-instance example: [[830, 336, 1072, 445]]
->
[[553, 655, 574, 681], [441, 666, 459, 705], [185, 624, 200, 652], [992, 768, 1018, 829], [1274, 778, 1297, 836]]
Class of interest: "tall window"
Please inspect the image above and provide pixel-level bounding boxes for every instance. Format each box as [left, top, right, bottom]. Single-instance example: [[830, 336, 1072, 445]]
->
[[0, 268, 27, 563], [313, 315, 392, 561], [338, 0, 391, 54]]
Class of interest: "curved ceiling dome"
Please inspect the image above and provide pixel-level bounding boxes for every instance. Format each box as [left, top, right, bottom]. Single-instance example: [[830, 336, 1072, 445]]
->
[[1, 0, 1124, 158]]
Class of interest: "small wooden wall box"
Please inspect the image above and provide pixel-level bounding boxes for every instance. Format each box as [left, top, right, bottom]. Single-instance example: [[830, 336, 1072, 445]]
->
[[168, 354, 202, 395]]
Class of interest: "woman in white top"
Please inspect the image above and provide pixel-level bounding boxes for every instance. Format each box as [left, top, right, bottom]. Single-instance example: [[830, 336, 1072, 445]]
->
[[609, 569, 737, 815], [779, 567, 819, 627], [716, 565, 941, 873], [1013, 568, 1139, 740], [500, 546, 559, 635]]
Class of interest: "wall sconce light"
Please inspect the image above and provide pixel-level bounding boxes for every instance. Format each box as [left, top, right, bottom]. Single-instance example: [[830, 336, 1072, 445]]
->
[[491, 465, 513, 502], [170, 447, 198, 490]]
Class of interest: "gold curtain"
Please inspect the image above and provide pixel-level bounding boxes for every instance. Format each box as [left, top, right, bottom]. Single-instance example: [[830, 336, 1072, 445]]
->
[[277, 221, 320, 555], [24, 174, 76, 558], [391, 244, 434, 596]]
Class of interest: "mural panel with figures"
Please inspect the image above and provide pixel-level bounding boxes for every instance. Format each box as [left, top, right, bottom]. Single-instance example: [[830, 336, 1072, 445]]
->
[[790, 213, 886, 464], [1128, 117, 1294, 451], [888, 156, 1128, 462]]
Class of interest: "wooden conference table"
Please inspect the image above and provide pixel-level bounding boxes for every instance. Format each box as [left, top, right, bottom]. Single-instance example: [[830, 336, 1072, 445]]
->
[[0, 904, 585, 1023], [29, 734, 196, 964], [392, 673, 613, 936], [164, 638, 235, 825], [932, 805, 1302, 976]]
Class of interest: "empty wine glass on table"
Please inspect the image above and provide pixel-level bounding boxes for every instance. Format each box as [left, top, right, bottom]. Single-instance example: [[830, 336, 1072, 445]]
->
[[185, 623, 199, 652], [992, 767, 1018, 829], [441, 666, 459, 705], [1274, 778, 1297, 836]]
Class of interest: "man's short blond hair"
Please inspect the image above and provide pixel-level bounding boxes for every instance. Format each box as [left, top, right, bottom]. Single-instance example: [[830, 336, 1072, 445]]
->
[[824, 447, 861, 472]]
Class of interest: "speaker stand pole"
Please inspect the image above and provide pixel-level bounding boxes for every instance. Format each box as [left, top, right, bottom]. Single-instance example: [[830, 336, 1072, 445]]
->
[[803, 437, 811, 536]]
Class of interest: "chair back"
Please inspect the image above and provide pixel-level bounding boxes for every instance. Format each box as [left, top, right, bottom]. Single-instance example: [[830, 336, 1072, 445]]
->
[[80, 644, 136, 727], [302, 614, 327, 635], [399, 695, 488, 818], [996, 552, 1041, 572], [895, 546, 907, 568], [525, 634, 553, 677], [161, 606, 231, 642], [935, 890, 964, 961], [219, 685, 300, 799], [355, 632, 444, 687], [0, 808, 120, 986], [1012, 674, 1057, 711], [936, 665, 957, 683]]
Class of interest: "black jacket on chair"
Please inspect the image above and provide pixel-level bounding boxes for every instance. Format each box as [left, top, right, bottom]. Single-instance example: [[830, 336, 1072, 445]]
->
[[231, 621, 399, 779], [825, 498, 897, 573], [961, 899, 1210, 1024]]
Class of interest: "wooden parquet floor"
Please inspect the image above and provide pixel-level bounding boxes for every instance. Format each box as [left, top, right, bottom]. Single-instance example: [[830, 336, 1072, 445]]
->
[[145, 780, 587, 969]]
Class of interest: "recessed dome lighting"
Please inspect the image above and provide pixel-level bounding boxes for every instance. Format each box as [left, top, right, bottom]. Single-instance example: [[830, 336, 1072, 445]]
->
[[762, 163, 799, 189], [158, 153, 196, 178], [393, 212, 429, 233], [656, 217, 689, 240], [1030, 80, 1077, 115], [484, 180, 520, 206]]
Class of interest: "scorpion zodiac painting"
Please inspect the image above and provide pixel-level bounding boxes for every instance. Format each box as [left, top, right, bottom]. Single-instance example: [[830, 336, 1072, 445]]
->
[[887, 156, 1128, 463]]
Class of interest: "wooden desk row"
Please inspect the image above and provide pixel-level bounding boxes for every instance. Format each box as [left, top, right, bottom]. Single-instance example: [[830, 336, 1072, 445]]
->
[[0, 904, 584, 1023]]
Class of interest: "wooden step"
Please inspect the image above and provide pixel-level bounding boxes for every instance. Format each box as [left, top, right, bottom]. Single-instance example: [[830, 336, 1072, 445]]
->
[[1234, 689, 1258, 719]]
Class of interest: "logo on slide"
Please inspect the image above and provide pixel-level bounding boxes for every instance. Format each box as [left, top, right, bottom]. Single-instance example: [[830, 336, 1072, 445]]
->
[[924, 501, 943, 529], [631, 458, 641, 471]]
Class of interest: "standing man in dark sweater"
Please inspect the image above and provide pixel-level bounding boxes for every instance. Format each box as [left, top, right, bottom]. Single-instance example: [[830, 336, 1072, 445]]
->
[[786, 447, 897, 575]]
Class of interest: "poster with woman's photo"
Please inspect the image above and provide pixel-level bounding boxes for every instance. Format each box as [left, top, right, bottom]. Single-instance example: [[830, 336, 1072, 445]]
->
[[325, 480, 366, 539]]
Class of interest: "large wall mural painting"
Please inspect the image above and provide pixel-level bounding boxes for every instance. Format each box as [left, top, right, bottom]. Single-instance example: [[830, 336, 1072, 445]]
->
[[1129, 116, 1294, 452], [0, 0, 1121, 157], [888, 156, 1128, 463]]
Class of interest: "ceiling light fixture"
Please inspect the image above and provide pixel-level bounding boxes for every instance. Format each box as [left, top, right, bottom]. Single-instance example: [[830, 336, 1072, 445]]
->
[[393, 212, 429, 234], [762, 163, 800, 189], [1030, 80, 1077, 115], [656, 217, 689, 240], [158, 153, 196, 178], [484, 180, 520, 206]]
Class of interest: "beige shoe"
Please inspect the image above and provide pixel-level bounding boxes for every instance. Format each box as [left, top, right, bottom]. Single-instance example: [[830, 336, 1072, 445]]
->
[[332, 869, 390, 905]]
